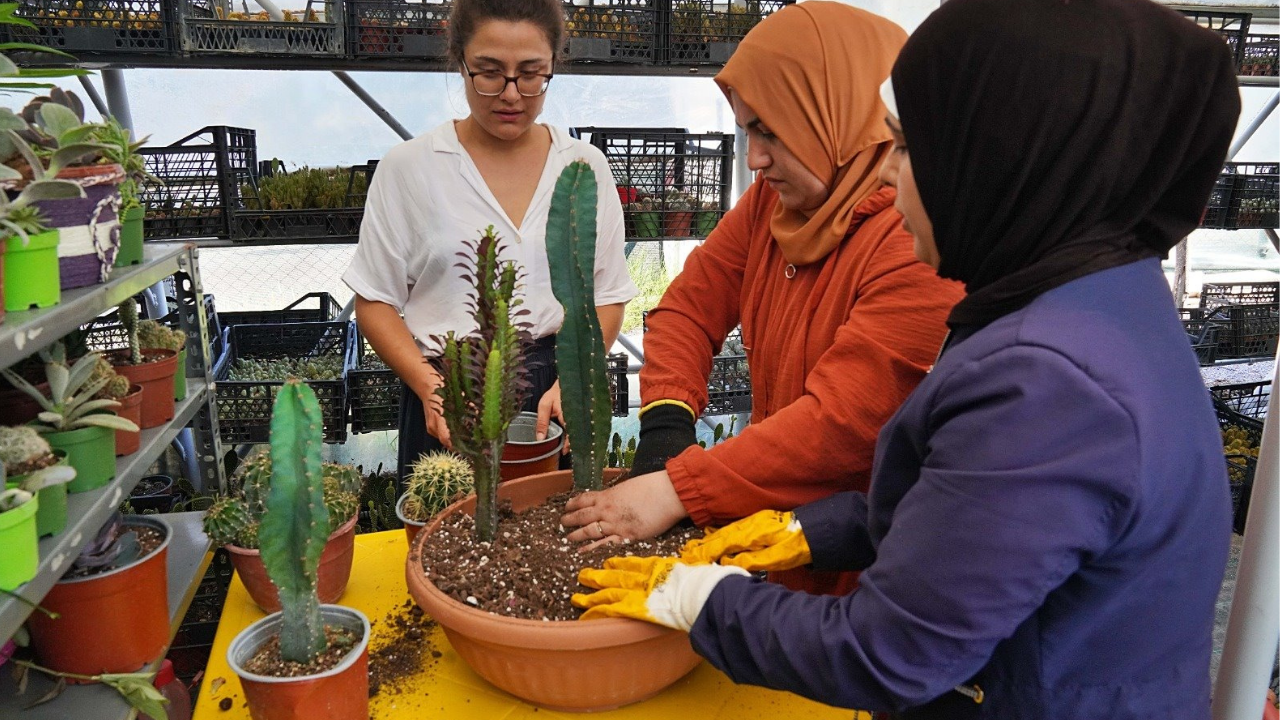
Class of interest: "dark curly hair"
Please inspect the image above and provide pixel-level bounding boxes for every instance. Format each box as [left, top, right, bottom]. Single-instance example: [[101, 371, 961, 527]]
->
[[447, 0, 564, 66]]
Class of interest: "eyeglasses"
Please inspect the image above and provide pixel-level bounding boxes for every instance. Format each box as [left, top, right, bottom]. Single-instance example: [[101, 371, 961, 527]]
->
[[462, 60, 554, 97]]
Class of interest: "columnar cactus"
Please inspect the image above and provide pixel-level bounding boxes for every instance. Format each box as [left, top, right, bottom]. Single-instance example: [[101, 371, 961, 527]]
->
[[402, 451, 475, 522], [119, 298, 141, 365], [544, 161, 611, 491], [258, 378, 328, 663], [434, 226, 532, 542]]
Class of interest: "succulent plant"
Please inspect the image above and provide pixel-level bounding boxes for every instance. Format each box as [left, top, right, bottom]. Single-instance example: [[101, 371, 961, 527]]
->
[[137, 319, 186, 353], [1, 344, 140, 435], [258, 379, 329, 664], [201, 453, 361, 550], [88, 355, 130, 401], [66, 511, 141, 578], [545, 161, 611, 491], [607, 433, 638, 470], [90, 116, 156, 213], [9, 89, 111, 177], [226, 355, 344, 382], [0, 488, 32, 513], [402, 451, 474, 523], [433, 226, 533, 542]]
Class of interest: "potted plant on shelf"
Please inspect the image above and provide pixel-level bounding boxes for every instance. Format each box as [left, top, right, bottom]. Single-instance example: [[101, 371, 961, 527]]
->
[[404, 163, 701, 712], [661, 188, 697, 237], [226, 379, 370, 720], [137, 317, 188, 401], [395, 450, 473, 546], [202, 452, 362, 613], [0, 425, 75, 537], [26, 511, 172, 676], [13, 89, 123, 290], [0, 121, 85, 316], [109, 298, 179, 429], [86, 352, 142, 456], [91, 115, 154, 268], [1, 343, 139, 493], [0, 483, 39, 591]]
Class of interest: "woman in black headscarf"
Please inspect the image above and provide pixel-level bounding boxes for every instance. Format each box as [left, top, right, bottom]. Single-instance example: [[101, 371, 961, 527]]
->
[[570, 0, 1242, 717]]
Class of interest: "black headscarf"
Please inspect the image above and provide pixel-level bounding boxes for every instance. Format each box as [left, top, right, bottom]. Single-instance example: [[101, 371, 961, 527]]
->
[[892, 0, 1241, 328]]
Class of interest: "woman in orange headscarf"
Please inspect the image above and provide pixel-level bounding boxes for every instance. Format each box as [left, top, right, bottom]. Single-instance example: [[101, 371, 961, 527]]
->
[[562, 2, 963, 595]]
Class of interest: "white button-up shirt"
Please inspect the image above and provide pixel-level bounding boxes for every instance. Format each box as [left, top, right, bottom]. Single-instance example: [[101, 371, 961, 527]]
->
[[344, 121, 638, 356]]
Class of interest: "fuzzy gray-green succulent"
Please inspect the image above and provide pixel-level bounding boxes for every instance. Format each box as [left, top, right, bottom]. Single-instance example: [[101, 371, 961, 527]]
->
[[0, 426, 75, 491]]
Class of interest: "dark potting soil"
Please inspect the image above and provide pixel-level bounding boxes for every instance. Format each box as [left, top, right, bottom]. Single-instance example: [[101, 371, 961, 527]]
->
[[368, 600, 441, 697], [131, 476, 170, 497], [419, 492, 701, 621], [9, 451, 57, 478], [242, 626, 358, 678]]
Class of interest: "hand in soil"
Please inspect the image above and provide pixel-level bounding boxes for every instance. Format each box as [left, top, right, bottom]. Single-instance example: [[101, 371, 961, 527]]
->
[[560, 470, 687, 544]]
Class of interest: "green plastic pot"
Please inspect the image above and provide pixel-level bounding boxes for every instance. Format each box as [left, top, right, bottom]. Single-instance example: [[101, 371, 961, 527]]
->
[[0, 493, 39, 591], [3, 230, 60, 312], [41, 424, 116, 494], [6, 451, 70, 538], [633, 211, 661, 238], [695, 210, 719, 237], [173, 347, 187, 401], [114, 206, 144, 268]]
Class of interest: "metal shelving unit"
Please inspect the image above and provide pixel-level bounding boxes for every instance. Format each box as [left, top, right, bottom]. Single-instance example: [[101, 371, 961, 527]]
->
[[0, 245, 225, 717], [0, 513, 213, 720]]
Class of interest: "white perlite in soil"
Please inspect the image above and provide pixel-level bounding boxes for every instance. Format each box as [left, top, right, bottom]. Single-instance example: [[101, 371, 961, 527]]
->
[[1201, 359, 1275, 387]]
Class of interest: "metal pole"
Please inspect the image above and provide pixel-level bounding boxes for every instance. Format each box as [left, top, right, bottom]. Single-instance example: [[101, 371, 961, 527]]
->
[[331, 72, 414, 142], [1174, 240, 1188, 307], [76, 76, 109, 118], [100, 68, 133, 131], [1213, 356, 1280, 720], [733, 122, 750, 201], [1227, 91, 1279, 162], [1266, 229, 1278, 253]]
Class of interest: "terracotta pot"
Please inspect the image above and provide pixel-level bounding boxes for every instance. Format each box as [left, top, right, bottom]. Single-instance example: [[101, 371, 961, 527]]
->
[[662, 210, 694, 237], [226, 513, 358, 613], [395, 492, 426, 548], [0, 379, 49, 426], [114, 383, 144, 456], [110, 348, 178, 429], [228, 605, 370, 720], [27, 515, 170, 677], [405, 469, 702, 712], [500, 412, 564, 482]]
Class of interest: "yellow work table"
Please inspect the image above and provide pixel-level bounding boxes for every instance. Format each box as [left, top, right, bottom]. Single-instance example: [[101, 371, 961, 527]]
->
[[193, 529, 862, 720]]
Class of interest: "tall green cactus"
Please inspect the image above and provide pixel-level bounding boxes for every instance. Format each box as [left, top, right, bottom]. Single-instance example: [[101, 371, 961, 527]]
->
[[545, 161, 611, 491], [118, 298, 141, 365], [258, 379, 328, 664], [435, 226, 532, 542]]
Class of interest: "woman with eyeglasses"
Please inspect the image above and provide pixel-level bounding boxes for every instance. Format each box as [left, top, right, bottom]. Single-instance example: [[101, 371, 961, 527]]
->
[[344, 0, 637, 479]]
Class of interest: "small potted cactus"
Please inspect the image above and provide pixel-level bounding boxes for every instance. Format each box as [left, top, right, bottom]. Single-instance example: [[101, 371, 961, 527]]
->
[[0, 483, 40, 591], [87, 354, 142, 456], [396, 450, 474, 546], [694, 199, 720, 238], [0, 425, 75, 537], [226, 379, 370, 720], [203, 452, 363, 613], [136, 318, 188, 401], [26, 511, 172, 677], [628, 197, 661, 238], [1, 343, 140, 493], [661, 188, 697, 237], [109, 298, 180, 429], [405, 163, 699, 712]]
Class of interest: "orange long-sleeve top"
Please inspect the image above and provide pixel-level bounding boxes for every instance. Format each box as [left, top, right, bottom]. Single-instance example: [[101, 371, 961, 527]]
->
[[642, 178, 964, 533]]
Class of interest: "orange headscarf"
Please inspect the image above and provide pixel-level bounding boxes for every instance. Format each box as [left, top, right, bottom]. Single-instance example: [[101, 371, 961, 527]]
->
[[715, 2, 907, 266]]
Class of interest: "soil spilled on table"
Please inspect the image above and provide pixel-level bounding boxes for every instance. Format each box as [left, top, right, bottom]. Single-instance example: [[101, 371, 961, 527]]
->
[[368, 600, 442, 697]]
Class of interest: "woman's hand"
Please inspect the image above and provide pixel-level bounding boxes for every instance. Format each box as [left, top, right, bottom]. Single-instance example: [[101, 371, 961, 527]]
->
[[536, 380, 570, 454], [419, 367, 452, 450], [561, 471, 688, 544]]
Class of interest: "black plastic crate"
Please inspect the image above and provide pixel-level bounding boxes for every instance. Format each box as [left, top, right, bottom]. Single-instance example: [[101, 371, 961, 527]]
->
[[215, 321, 352, 444], [1210, 380, 1271, 421], [1176, 9, 1251, 68], [706, 353, 750, 415], [1243, 34, 1278, 76], [666, 0, 791, 65], [608, 351, 628, 416], [346, 0, 448, 58], [217, 292, 340, 331], [181, 0, 344, 55], [1200, 281, 1279, 310], [1, 0, 175, 54], [1216, 402, 1262, 535], [1182, 317, 1219, 366], [566, 0, 657, 64], [232, 163, 370, 242], [572, 127, 733, 241], [1203, 162, 1279, 230], [139, 126, 256, 241], [1209, 304, 1280, 359], [346, 329, 400, 434], [1200, 170, 1235, 229]]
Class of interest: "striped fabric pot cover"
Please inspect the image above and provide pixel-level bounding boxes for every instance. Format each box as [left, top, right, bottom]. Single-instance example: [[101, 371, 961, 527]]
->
[[40, 164, 126, 291]]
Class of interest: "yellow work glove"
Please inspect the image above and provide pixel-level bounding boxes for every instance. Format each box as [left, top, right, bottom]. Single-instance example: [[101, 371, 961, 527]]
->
[[679, 509, 812, 572], [573, 555, 749, 631]]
